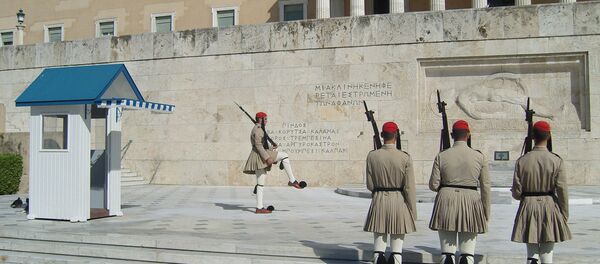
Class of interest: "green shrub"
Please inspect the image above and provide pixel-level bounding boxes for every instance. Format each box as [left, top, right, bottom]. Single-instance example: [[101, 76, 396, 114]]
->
[[0, 153, 23, 195]]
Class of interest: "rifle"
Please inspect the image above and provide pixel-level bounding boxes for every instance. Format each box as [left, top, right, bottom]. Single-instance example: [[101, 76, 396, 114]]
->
[[521, 98, 552, 155], [363, 101, 382, 150], [437, 90, 451, 151], [396, 130, 402, 150], [234, 102, 277, 148], [522, 98, 534, 155]]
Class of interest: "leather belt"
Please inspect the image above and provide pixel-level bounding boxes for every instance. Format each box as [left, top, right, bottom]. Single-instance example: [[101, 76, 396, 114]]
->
[[440, 184, 477, 190], [522, 191, 554, 197], [373, 187, 404, 192]]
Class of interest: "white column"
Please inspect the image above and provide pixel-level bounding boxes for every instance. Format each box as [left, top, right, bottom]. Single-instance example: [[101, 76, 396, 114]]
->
[[390, 0, 405, 13], [472, 0, 487, 8], [430, 0, 445, 11], [350, 0, 365, 16], [107, 107, 123, 217], [559, 0, 575, 3], [515, 0, 531, 6], [15, 25, 24, 45], [316, 0, 330, 19]]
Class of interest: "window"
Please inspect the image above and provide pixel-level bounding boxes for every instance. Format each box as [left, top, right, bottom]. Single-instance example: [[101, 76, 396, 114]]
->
[[42, 115, 68, 150], [96, 19, 117, 37], [488, 0, 515, 7], [212, 7, 239, 28], [44, 24, 64, 43], [0, 31, 13, 46], [152, 13, 174, 33], [330, 0, 345, 17], [279, 0, 307, 22], [373, 0, 389, 14]]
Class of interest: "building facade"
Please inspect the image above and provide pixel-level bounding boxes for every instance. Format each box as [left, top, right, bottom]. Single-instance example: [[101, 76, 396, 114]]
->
[[0, 0, 589, 46], [1, 0, 599, 188]]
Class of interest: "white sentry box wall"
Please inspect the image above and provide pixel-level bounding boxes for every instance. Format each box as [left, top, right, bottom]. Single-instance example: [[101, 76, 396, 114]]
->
[[106, 107, 122, 217], [28, 105, 122, 222]]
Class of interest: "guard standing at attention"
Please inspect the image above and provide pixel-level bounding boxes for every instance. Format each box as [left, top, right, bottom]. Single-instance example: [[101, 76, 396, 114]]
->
[[364, 122, 417, 264], [429, 120, 491, 264], [511, 121, 571, 264]]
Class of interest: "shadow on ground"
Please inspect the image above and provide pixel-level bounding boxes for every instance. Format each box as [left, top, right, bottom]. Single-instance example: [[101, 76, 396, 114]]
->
[[214, 203, 256, 213], [300, 240, 370, 263]]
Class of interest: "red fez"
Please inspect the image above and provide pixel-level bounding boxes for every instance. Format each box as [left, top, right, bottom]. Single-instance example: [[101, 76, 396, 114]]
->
[[255, 112, 267, 119], [452, 120, 470, 132], [382, 122, 398, 133], [533, 121, 551, 132]]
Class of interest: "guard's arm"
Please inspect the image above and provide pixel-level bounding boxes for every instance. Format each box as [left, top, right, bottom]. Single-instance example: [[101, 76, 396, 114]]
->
[[253, 128, 270, 161], [366, 155, 374, 192], [404, 157, 417, 221], [480, 155, 491, 220], [556, 159, 569, 220], [429, 155, 441, 192], [511, 161, 522, 200]]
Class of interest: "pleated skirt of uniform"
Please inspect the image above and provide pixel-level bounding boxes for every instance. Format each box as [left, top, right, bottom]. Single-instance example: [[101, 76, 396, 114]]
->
[[243, 150, 276, 174], [364, 191, 416, 235], [429, 187, 488, 233], [511, 196, 572, 243]]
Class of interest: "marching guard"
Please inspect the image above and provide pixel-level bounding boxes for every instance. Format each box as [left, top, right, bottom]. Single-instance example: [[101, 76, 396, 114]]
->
[[242, 112, 304, 214]]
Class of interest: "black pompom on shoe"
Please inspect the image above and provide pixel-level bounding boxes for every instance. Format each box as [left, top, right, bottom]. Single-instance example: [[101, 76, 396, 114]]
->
[[11, 197, 22, 208], [299, 181, 307, 188]]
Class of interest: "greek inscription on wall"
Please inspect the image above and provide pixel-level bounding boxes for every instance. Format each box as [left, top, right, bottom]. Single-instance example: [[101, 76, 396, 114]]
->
[[309, 82, 393, 106], [267, 122, 348, 160]]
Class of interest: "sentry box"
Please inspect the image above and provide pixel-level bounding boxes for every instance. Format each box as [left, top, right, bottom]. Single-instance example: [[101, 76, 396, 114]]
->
[[15, 64, 174, 222]]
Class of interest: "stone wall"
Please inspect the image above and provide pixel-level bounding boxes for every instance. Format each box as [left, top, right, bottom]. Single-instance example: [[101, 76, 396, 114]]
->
[[1, 2, 600, 186]]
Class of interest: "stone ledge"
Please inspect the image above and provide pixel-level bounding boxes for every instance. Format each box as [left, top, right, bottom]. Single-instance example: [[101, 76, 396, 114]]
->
[[1, 2, 599, 71]]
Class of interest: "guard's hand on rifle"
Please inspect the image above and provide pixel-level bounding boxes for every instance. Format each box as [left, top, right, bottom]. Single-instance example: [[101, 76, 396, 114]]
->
[[265, 157, 274, 166]]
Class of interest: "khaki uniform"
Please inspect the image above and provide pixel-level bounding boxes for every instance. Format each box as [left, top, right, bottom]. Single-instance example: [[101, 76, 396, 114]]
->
[[511, 146, 572, 243], [363, 144, 417, 235], [429, 141, 491, 233], [243, 123, 277, 175]]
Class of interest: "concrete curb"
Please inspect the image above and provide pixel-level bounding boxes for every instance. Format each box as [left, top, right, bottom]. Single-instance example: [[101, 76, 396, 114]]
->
[[335, 186, 600, 205]]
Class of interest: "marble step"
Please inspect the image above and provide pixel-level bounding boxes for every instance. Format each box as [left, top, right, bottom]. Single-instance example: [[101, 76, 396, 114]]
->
[[121, 168, 147, 186], [0, 234, 366, 263]]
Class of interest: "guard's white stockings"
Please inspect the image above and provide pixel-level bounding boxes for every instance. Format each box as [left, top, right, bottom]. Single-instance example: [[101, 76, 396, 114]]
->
[[255, 169, 266, 209], [438, 231, 477, 264], [373, 233, 404, 264], [526, 243, 554, 264], [276, 151, 296, 183]]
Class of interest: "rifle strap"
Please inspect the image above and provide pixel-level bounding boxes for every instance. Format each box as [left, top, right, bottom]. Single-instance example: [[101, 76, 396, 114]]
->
[[260, 121, 269, 149]]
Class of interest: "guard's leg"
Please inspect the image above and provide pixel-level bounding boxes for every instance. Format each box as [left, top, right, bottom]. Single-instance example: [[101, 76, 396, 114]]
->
[[389, 234, 404, 264], [255, 169, 266, 209], [373, 233, 388, 264], [439, 230, 457, 264], [526, 243, 540, 264], [276, 151, 297, 183], [457, 232, 477, 264], [539, 242, 554, 264]]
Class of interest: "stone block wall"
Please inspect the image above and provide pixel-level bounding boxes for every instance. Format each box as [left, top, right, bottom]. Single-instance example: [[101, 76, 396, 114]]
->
[[1, 2, 600, 186]]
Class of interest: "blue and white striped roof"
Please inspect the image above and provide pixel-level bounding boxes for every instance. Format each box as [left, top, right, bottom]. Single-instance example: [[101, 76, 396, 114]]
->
[[96, 99, 175, 113]]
